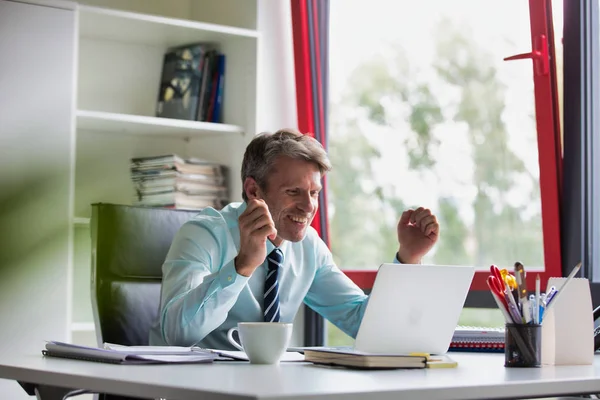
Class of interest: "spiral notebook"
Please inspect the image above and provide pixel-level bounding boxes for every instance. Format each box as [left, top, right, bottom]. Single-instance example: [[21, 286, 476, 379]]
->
[[448, 326, 505, 353]]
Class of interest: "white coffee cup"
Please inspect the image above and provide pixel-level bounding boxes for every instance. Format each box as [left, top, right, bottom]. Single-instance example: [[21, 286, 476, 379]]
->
[[227, 322, 293, 364]]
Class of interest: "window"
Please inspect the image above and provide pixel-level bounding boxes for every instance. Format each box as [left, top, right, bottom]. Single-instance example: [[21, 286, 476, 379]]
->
[[562, 0, 600, 297], [326, 0, 563, 345]]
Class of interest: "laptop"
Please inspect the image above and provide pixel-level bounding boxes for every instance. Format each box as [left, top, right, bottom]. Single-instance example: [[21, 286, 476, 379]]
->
[[292, 263, 475, 355], [353, 263, 475, 355]]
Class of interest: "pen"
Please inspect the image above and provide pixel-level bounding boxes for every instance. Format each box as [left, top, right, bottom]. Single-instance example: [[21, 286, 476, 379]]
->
[[505, 286, 521, 322], [539, 293, 546, 323], [528, 294, 536, 324], [514, 262, 531, 323], [544, 286, 556, 305], [535, 274, 540, 324], [507, 300, 523, 324]]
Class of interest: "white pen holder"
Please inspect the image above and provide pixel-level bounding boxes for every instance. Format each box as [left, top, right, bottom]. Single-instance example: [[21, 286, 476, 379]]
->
[[541, 277, 594, 365]]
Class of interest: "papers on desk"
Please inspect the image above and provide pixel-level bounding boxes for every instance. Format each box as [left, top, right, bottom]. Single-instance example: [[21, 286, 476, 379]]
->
[[104, 343, 304, 362], [43, 341, 218, 365], [42, 341, 305, 365], [103, 342, 208, 355]]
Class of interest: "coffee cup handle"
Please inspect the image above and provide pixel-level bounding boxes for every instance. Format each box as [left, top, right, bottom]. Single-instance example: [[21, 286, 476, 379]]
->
[[227, 327, 244, 351]]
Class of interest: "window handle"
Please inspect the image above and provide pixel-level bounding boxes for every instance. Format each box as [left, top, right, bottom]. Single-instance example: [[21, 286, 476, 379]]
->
[[503, 34, 549, 76]]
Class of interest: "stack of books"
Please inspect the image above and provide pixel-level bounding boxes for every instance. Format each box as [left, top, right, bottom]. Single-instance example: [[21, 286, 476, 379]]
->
[[130, 154, 228, 210]]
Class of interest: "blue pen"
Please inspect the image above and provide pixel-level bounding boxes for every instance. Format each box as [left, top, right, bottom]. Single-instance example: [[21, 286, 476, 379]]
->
[[546, 286, 558, 307], [539, 293, 546, 323]]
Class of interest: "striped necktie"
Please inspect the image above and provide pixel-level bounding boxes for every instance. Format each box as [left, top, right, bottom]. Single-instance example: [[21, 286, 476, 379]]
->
[[264, 248, 283, 322]]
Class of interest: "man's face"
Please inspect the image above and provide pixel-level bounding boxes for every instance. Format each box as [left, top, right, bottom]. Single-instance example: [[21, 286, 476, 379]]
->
[[257, 156, 322, 243]]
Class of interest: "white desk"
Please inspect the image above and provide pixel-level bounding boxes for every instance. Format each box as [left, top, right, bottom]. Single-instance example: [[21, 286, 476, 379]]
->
[[1, 352, 600, 400]]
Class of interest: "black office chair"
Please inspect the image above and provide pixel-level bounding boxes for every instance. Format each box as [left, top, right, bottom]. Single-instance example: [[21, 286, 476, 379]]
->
[[90, 203, 199, 400], [19, 203, 199, 400]]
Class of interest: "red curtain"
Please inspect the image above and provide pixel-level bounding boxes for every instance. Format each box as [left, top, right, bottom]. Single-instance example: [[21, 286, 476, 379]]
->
[[290, 0, 330, 245]]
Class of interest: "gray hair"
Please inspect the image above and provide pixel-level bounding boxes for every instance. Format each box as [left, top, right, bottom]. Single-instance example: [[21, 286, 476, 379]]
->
[[241, 128, 332, 201]]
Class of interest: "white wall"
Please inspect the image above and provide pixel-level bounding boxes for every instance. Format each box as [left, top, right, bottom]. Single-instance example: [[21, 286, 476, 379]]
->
[[256, 0, 298, 134], [256, 0, 304, 345], [0, 1, 76, 397]]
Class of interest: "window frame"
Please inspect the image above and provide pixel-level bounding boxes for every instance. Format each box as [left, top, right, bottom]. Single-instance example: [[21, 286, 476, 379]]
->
[[562, 0, 600, 305], [339, 0, 564, 303]]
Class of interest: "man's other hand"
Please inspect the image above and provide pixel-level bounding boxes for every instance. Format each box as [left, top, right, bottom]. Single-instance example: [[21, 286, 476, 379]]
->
[[396, 207, 439, 264]]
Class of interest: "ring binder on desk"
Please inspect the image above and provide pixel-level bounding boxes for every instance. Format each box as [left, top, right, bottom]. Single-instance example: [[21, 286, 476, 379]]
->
[[449, 326, 505, 353]]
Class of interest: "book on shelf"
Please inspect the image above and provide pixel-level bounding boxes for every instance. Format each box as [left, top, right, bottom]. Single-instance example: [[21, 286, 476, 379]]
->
[[196, 51, 226, 123], [134, 184, 228, 198], [131, 154, 227, 177], [209, 54, 226, 123], [133, 190, 228, 210], [197, 49, 216, 121], [132, 172, 226, 189], [155, 43, 226, 123], [156, 43, 213, 121], [449, 325, 505, 353], [131, 170, 226, 186], [302, 348, 455, 370]]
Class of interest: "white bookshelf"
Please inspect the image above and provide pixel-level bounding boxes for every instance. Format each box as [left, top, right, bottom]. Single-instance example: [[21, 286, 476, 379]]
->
[[69, 0, 260, 344], [79, 5, 260, 46], [77, 110, 244, 137], [71, 322, 95, 332]]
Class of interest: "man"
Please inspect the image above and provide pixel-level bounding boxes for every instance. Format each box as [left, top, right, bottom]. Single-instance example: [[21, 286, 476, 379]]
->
[[149, 129, 439, 349]]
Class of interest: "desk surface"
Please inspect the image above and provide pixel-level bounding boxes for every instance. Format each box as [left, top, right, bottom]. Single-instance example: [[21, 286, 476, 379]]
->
[[1, 352, 600, 400]]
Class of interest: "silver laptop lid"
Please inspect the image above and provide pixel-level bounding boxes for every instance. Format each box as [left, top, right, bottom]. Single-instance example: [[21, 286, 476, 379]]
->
[[354, 264, 475, 355]]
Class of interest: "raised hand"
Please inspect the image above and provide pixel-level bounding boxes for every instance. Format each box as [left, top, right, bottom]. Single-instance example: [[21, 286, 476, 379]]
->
[[396, 207, 439, 264], [235, 199, 278, 276]]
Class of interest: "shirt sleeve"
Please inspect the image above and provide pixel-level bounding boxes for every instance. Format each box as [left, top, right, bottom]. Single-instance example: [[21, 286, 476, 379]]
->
[[302, 239, 370, 339], [158, 220, 248, 346]]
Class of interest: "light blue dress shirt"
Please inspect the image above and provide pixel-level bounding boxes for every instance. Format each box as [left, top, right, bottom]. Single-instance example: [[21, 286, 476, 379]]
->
[[149, 202, 397, 350]]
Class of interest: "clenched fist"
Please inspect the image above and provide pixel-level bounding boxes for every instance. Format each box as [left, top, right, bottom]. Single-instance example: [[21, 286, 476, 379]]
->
[[235, 199, 278, 276]]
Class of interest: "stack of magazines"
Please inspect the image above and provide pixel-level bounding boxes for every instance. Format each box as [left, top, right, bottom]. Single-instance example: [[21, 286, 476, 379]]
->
[[131, 154, 228, 210]]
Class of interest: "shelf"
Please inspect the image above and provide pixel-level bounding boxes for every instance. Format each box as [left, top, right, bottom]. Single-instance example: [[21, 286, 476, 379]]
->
[[73, 217, 90, 226], [71, 322, 95, 332], [79, 5, 259, 47], [76, 110, 244, 137]]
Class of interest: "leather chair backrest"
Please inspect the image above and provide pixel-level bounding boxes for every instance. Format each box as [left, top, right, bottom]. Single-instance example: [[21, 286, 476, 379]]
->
[[90, 203, 198, 346]]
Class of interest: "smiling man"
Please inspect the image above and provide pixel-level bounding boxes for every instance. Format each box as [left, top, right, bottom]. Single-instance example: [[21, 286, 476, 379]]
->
[[149, 129, 439, 349]]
